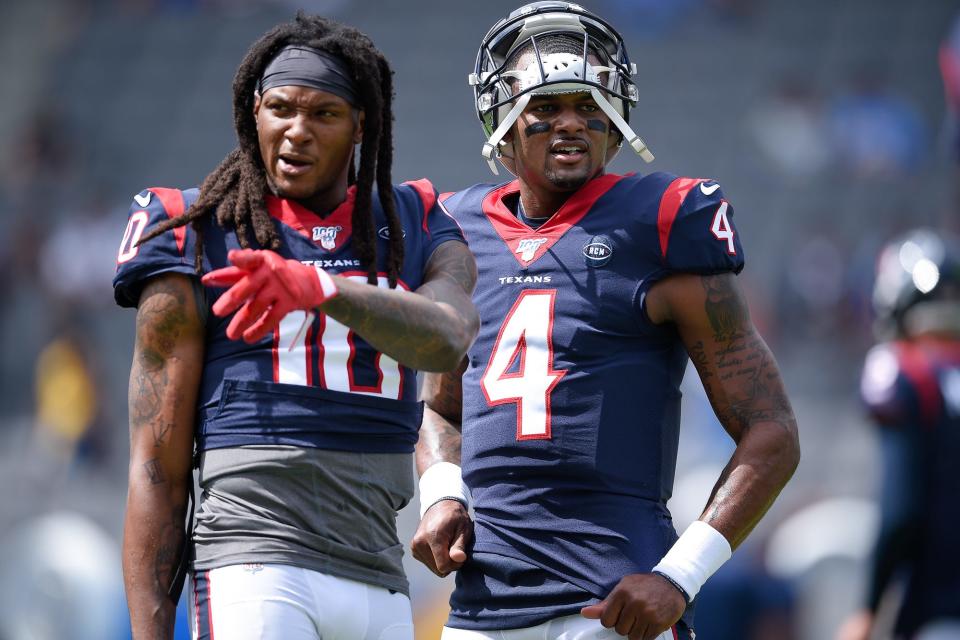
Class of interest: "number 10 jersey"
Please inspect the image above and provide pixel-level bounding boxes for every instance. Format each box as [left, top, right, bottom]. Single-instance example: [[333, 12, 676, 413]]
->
[[113, 180, 465, 455]]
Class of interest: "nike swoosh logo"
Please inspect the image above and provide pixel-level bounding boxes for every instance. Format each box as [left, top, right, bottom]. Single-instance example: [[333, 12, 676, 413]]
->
[[700, 182, 720, 196], [134, 192, 151, 207]]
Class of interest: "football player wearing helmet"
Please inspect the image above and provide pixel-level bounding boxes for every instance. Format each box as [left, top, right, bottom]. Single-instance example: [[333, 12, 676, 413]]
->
[[838, 229, 960, 640], [410, 3, 800, 640]]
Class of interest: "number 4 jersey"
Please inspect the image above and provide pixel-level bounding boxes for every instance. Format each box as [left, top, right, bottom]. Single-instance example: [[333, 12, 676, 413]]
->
[[443, 172, 744, 629], [113, 180, 465, 455]]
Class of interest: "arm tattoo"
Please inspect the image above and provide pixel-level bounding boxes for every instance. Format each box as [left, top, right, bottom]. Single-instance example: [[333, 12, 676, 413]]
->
[[130, 280, 190, 436], [418, 366, 466, 470], [702, 275, 748, 342], [422, 363, 467, 426], [419, 241, 477, 303], [144, 458, 166, 485], [420, 414, 463, 467], [322, 241, 477, 370], [154, 517, 185, 601], [697, 276, 794, 436]]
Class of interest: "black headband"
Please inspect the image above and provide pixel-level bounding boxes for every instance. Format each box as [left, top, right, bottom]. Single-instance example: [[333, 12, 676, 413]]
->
[[259, 45, 358, 107]]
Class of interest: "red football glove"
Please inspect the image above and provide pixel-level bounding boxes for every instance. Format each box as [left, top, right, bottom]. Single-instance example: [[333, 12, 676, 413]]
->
[[202, 249, 339, 343]]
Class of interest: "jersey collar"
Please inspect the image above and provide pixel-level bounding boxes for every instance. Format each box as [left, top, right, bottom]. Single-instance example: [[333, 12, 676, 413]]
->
[[266, 186, 356, 252], [481, 174, 625, 267]]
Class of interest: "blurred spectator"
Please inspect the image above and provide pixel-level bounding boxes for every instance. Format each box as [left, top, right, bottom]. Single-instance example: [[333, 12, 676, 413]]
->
[[746, 76, 831, 182], [33, 329, 109, 470], [827, 69, 927, 178], [0, 208, 57, 417], [38, 189, 126, 311], [1, 106, 77, 200], [939, 12, 960, 162], [778, 233, 847, 335]]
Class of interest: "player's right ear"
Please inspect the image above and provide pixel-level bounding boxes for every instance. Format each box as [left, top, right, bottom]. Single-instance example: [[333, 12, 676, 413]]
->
[[252, 91, 262, 122]]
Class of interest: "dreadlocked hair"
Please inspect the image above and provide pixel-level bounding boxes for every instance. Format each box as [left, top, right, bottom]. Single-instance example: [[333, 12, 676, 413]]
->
[[138, 11, 403, 287]]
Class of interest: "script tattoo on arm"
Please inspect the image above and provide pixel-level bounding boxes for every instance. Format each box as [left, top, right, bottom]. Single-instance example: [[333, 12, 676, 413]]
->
[[694, 275, 794, 438], [674, 274, 799, 548]]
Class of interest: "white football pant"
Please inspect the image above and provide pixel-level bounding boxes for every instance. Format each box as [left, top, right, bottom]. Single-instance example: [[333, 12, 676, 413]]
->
[[441, 614, 680, 639], [189, 563, 412, 640]]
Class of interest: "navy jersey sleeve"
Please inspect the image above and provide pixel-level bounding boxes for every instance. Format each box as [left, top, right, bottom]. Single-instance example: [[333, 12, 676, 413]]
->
[[113, 187, 198, 308], [860, 342, 939, 427], [397, 179, 467, 259], [657, 177, 745, 275]]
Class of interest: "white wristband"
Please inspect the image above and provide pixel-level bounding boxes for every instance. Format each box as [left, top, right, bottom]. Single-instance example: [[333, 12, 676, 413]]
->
[[418, 462, 472, 518], [652, 520, 732, 602]]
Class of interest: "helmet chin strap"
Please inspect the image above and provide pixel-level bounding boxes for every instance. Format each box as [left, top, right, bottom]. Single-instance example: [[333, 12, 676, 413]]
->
[[588, 87, 654, 163], [482, 93, 531, 175]]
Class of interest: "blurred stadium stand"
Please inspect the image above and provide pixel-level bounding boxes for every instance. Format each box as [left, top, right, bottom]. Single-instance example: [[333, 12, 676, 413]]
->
[[1, 0, 957, 638]]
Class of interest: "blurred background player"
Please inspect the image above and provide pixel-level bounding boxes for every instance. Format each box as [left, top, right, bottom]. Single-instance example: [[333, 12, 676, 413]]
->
[[409, 3, 800, 639], [113, 13, 477, 640], [837, 228, 960, 640]]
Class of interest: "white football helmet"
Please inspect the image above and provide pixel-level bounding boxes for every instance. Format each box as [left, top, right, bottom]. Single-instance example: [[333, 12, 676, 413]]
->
[[470, 1, 654, 174]]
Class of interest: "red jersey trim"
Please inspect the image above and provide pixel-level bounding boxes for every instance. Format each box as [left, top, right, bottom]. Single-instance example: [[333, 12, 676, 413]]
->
[[895, 339, 960, 427], [150, 188, 187, 255], [482, 174, 625, 267], [656, 177, 702, 261], [402, 178, 437, 234], [266, 186, 356, 252]]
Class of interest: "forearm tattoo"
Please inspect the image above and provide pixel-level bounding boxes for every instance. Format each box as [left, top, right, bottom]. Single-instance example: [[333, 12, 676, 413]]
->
[[422, 362, 467, 424], [143, 458, 166, 485], [694, 276, 794, 436], [418, 367, 466, 470], [324, 241, 477, 368], [152, 512, 186, 617]]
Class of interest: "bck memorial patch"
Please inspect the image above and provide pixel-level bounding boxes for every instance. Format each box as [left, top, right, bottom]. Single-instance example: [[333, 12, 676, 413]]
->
[[583, 235, 613, 267]]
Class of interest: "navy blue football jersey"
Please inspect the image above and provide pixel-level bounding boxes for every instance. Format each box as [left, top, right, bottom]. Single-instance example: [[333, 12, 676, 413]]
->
[[113, 180, 465, 454], [860, 338, 960, 635], [443, 172, 744, 629]]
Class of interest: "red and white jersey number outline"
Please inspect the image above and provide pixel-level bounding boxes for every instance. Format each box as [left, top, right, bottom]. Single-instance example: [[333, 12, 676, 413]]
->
[[117, 210, 149, 264], [710, 201, 736, 255], [274, 273, 408, 400], [481, 289, 567, 440]]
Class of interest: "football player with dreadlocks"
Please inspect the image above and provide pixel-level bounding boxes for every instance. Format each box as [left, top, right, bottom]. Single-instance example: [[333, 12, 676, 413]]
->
[[406, 3, 800, 639], [838, 229, 960, 640], [113, 13, 478, 640]]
